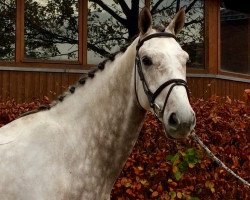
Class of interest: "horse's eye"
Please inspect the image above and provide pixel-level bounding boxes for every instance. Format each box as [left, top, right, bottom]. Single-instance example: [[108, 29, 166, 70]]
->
[[142, 56, 152, 66]]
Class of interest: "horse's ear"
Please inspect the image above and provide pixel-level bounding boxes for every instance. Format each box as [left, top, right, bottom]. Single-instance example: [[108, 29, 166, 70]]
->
[[138, 7, 152, 35], [166, 8, 185, 35]]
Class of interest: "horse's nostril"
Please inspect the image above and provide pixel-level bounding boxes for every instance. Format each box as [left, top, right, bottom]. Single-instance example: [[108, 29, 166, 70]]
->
[[168, 113, 180, 128]]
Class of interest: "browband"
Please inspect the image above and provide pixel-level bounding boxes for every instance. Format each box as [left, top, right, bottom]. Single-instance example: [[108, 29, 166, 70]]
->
[[136, 32, 177, 51]]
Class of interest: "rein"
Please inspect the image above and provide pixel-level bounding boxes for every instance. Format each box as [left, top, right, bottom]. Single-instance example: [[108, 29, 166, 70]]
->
[[135, 32, 189, 119]]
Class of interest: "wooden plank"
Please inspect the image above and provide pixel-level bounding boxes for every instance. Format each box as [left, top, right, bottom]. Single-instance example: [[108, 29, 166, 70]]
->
[[54, 73, 62, 96], [0, 71, 2, 99], [9, 72, 19, 101], [1, 72, 10, 100], [61, 73, 69, 91], [202, 78, 210, 99], [187, 77, 195, 98], [233, 81, 238, 99], [189, 77, 198, 98], [47, 72, 56, 101], [197, 77, 204, 98], [24, 72, 36, 101], [17, 72, 25, 102], [220, 79, 225, 97], [230, 81, 235, 98], [225, 80, 230, 97], [32, 72, 40, 100], [39, 72, 48, 100], [239, 82, 247, 100], [210, 78, 217, 97], [68, 73, 79, 86]]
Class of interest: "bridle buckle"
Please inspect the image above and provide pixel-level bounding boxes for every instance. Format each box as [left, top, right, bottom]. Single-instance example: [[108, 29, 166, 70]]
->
[[152, 103, 163, 118]]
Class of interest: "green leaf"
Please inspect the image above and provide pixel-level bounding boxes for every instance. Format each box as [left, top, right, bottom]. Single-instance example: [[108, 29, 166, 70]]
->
[[169, 191, 176, 199], [167, 153, 180, 165], [166, 155, 174, 161], [178, 160, 188, 172], [172, 154, 180, 165], [186, 148, 196, 156], [190, 197, 200, 200], [174, 171, 183, 181], [184, 148, 200, 165]]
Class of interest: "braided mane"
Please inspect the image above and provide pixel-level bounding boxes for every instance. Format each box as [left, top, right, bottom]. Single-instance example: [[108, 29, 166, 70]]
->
[[19, 27, 163, 118], [19, 43, 131, 118]]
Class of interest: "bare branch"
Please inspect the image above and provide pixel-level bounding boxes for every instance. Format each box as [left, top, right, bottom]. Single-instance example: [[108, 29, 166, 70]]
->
[[37, 50, 78, 59], [176, 0, 180, 13], [87, 42, 109, 57], [151, 1, 176, 15], [185, 0, 198, 14], [117, 0, 130, 18], [151, 0, 165, 14], [89, 0, 127, 27], [25, 18, 78, 44], [92, 37, 127, 46], [184, 19, 203, 27]]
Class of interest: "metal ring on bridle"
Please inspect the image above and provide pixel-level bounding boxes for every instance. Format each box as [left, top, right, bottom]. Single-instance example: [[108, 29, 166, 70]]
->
[[134, 32, 189, 119], [152, 103, 162, 118]]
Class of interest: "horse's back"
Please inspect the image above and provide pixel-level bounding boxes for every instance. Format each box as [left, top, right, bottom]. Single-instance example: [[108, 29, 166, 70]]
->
[[0, 112, 71, 200], [0, 116, 27, 145], [0, 112, 60, 145]]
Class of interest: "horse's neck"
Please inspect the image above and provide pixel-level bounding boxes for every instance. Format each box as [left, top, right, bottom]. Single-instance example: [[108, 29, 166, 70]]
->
[[50, 38, 146, 194]]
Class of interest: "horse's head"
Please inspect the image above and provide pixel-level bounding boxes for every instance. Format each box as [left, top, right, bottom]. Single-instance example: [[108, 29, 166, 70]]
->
[[135, 7, 196, 139]]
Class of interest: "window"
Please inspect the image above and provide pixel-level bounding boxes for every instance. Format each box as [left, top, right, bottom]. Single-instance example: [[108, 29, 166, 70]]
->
[[151, 0, 205, 69], [0, 0, 205, 69], [0, 0, 82, 68], [87, 0, 145, 64], [0, 0, 16, 61], [220, 5, 250, 75], [24, 0, 79, 61], [87, 0, 205, 68]]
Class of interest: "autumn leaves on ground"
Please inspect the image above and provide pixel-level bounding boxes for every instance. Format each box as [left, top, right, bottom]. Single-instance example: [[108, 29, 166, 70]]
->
[[0, 90, 249, 200]]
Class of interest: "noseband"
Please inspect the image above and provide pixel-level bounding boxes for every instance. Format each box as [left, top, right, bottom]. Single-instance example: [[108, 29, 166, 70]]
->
[[135, 32, 189, 119]]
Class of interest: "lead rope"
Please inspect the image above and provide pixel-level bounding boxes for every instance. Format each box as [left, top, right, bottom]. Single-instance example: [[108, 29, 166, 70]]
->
[[190, 131, 250, 187]]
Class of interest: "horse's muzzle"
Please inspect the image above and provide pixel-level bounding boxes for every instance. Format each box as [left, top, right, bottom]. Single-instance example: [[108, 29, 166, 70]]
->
[[165, 110, 196, 139]]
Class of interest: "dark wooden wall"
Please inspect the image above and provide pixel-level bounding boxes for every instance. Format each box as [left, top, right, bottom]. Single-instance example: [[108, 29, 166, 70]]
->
[[0, 71, 249, 102], [0, 71, 79, 102], [187, 77, 249, 100]]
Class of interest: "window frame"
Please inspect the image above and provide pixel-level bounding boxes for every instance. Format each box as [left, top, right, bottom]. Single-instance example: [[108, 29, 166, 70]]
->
[[189, 0, 250, 79], [218, 3, 250, 79], [0, 0, 87, 70]]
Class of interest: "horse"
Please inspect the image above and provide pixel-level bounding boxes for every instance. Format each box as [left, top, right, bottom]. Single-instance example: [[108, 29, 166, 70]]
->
[[0, 7, 195, 200]]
